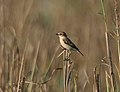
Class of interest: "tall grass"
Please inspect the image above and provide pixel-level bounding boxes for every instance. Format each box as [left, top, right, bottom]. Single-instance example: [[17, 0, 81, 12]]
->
[[92, 0, 120, 92], [100, 0, 116, 91], [0, 0, 120, 92]]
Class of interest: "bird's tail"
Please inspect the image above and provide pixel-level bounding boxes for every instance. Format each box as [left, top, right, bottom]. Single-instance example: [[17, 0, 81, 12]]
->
[[77, 50, 84, 56]]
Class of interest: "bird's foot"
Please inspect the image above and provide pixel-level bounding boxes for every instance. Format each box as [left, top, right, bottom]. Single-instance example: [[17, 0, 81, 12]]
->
[[64, 58, 70, 61]]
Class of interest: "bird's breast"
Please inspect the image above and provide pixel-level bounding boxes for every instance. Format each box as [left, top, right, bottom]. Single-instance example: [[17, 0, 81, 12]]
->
[[59, 38, 72, 50]]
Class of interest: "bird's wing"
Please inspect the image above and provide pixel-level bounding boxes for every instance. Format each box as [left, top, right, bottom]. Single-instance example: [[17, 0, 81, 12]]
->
[[63, 38, 84, 56], [63, 38, 78, 50]]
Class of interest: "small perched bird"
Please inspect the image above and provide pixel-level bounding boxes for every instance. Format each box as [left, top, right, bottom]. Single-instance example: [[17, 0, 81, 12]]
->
[[56, 32, 84, 56]]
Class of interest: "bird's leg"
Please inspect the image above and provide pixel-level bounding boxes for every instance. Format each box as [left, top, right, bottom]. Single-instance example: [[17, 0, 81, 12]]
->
[[64, 50, 68, 61], [66, 50, 68, 60], [68, 51, 72, 63], [64, 50, 72, 61], [66, 50, 71, 61]]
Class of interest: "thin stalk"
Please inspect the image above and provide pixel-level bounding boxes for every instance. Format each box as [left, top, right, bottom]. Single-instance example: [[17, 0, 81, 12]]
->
[[27, 41, 40, 92], [44, 46, 59, 80], [16, 37, 28, 92], [63, 50, 72, 92], [113, 0, 120, 71], [73, 74, 78, 92], [100, 0, 116, 91], [8, 48, 15, 92], [21, 77, 25, 92], [105, 71, 110, 92], [93, 67, 97, 92], [63, 50, 66, 92]]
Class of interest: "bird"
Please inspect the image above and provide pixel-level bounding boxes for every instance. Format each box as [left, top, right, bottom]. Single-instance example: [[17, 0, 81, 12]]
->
[[56, 32, 84, 56]]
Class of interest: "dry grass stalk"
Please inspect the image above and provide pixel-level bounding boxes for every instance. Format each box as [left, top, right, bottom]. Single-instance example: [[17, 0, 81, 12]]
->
[[27, 41, 40, 92], [41, 68, 62, 85], [100, 0, 116, 91], [7, 47, 16, 92], [18, 45, 61, 91], [93, 67, 100, 92], [16, 37, 28, 92], [114, 63, 120, 82], [93, 67, 96, 92], [63, 50, 73, 92], [44, 45, 60, 80], [113, 0, 120, 70], [21, 77, 25, 92], [105, 71, 110, 92], [23, 67, 62, 87], [73, 72, 78, 92], [106, 34, 116, 92]]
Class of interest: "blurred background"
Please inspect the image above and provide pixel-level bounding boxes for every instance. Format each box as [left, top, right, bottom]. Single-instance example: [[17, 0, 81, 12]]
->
[[0, 0, 119, 92]]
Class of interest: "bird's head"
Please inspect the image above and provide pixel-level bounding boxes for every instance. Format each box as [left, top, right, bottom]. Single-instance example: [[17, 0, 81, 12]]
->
[[56, 32, 67, 38]]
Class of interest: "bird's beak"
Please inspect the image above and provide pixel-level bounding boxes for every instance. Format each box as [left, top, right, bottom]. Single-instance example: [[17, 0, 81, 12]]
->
[[56, 33, 58, 35]]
